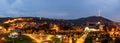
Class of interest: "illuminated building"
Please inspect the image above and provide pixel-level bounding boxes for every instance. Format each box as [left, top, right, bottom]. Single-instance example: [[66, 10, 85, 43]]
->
[[51, 24, 59, 32]]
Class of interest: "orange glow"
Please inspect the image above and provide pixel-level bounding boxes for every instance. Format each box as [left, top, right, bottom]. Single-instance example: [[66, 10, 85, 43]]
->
[[95, 37, 99, 41], [4, 18, 24, 24], [24, 34, 42, 43], [8, 26, 14, 30], [115, 32, 119, 34], [1, 37, 4, 40], [111, 28, 115, 32], [52, 25, 59, 32], [76, 33, 88, 43], [0, 26, 7, 34], [108, 31, 114, 35], [46, 35, 53, 41]]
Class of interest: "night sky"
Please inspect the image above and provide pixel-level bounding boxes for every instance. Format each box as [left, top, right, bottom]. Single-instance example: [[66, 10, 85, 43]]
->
[[0, 0, 120, 22]]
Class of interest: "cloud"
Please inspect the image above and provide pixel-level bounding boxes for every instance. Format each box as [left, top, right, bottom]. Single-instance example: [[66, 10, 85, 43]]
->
[[0, 0, 10, 11], [0, 0, 120, 21], [6, 0, 16, 5]]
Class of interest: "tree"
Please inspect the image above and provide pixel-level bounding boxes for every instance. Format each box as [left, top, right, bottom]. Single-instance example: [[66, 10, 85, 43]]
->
[[42, 24, 50, 32], [60, 25, 73, 30], [103, 24, 108, 32], [3, 24, 10, 30], [84, 36, 93, 43], [114, 37, 120, 43]]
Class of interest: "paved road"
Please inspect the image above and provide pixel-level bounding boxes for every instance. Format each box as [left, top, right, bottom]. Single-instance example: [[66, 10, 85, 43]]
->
[[24, 33, 89, 43], [24, 31, 89, 43], [24, 34, 42, 43], [24, 34, 54, 43], [76, 31, 89, 43]]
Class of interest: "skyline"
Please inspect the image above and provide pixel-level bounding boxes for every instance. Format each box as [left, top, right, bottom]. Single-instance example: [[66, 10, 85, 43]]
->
[[0, 0, 120, 22]]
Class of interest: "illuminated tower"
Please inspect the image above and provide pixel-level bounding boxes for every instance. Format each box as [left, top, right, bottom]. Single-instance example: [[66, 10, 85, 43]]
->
[[98, 9, 101, 16], [97, 9, 104, 31], [96, 9, 101, 16]]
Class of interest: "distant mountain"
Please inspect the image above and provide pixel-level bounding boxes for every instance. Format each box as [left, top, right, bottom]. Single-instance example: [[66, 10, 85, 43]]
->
[[66, 16, 113, 25], [0, 16, 114, 26]]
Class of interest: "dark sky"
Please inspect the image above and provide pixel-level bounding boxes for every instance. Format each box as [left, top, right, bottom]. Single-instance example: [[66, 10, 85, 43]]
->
[[0, 0, 120, 22]]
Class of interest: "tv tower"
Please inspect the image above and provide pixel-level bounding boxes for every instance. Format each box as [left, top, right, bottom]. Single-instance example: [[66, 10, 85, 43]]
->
[[98, 9, 101, 16], [96, 9, 102, 24], [96, 9, 101, 17]]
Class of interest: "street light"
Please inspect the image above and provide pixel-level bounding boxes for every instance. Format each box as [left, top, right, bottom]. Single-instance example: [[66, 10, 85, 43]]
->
[[57, 35, 62, 38], [0, 26, 3, 34], [0, 26, 2, 29]]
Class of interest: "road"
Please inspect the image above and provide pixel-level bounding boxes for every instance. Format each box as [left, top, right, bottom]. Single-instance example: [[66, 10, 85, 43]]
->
[[24, 34, 54, 43], [24, 28, 90, 43], [24, 32, 89, 43], [24, 34, 42, 43], [76, 31, 89, 43], [24, 33, 89, 43]]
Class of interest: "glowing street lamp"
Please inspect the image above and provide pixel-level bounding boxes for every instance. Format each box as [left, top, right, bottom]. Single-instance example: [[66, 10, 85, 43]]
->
[[0, 26, 3, 29], [57, 35, 62, 38], [0, 26, 3, 34], [97, 22, 101, 24]]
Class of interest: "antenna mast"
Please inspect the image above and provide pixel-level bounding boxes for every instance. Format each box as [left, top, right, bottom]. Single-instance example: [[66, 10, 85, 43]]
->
[[96, 9, 101, 16], [98, 9, 101, 16]]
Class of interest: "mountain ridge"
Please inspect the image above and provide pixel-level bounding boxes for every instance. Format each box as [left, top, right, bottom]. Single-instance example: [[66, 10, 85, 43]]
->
[[0, 16, 114, 25]]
